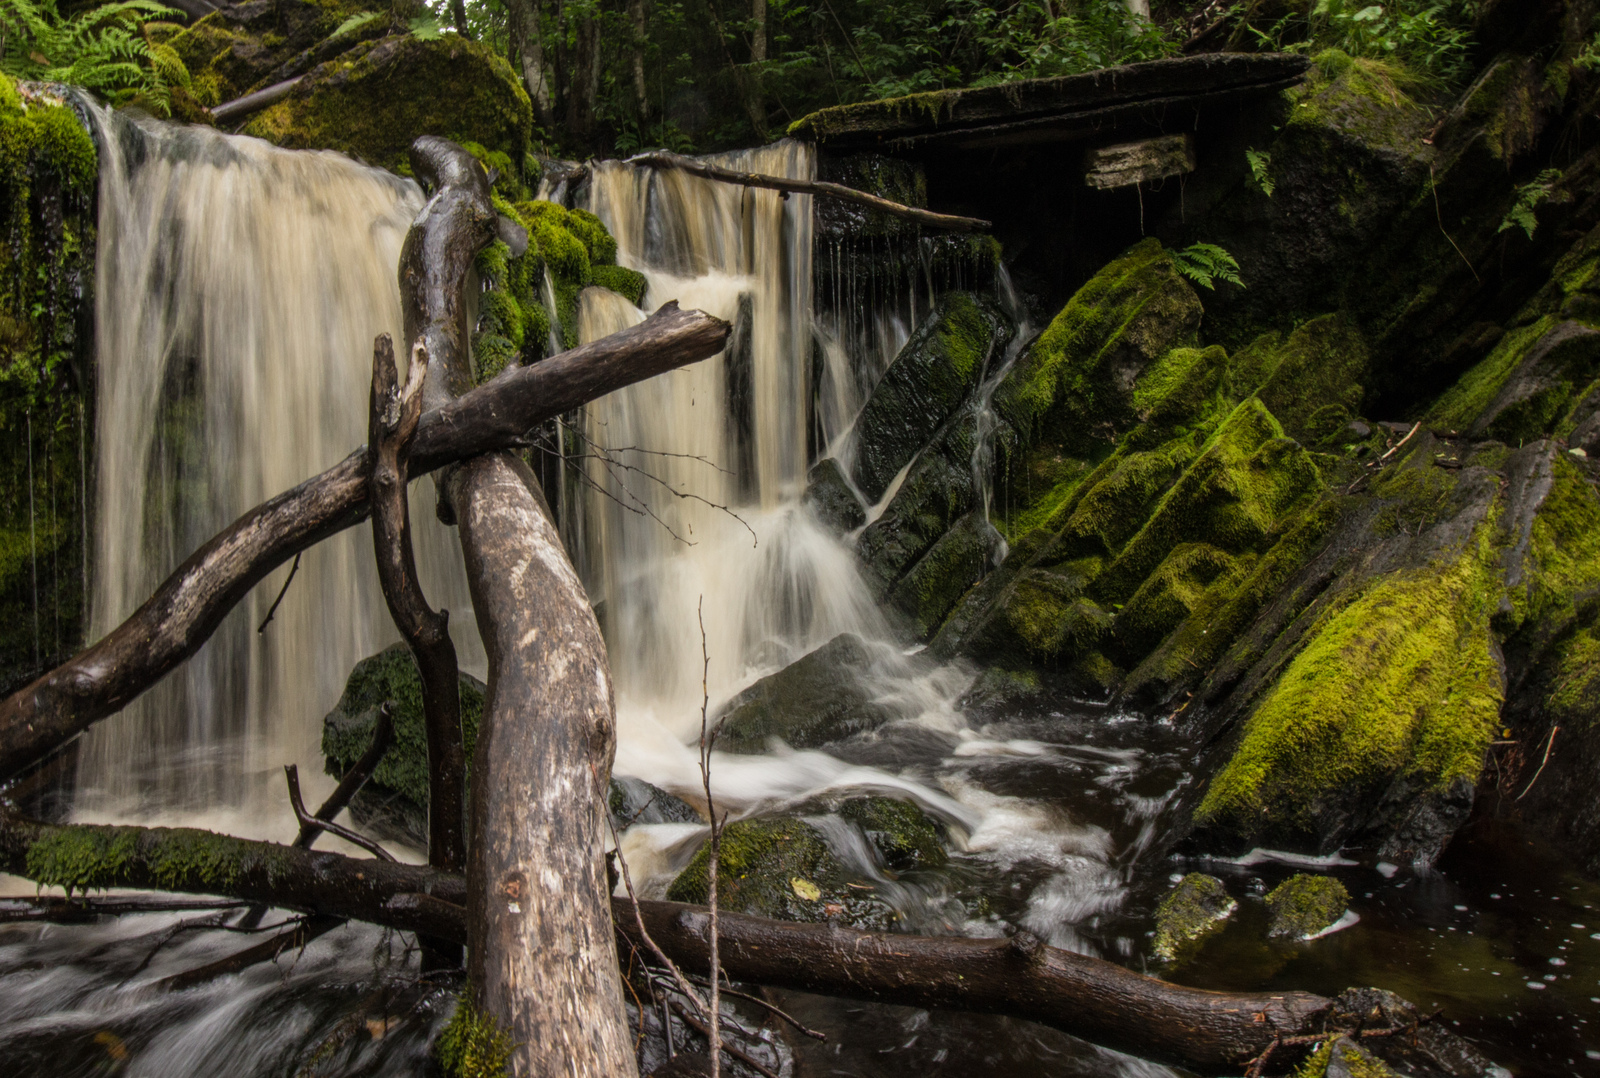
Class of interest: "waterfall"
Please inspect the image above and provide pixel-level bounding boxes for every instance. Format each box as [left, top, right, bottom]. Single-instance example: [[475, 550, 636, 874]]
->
[[75, 109, 477, 817]]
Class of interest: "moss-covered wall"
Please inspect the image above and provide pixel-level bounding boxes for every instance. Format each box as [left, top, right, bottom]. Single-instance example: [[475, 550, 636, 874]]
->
[[0, 78, 95, 692]]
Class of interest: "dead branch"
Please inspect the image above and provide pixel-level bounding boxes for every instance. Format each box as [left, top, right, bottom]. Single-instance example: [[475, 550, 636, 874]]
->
[[367, 333, 466, 882], [155, 914, 343, 992], [284, 764, 395, 862], [295, 702, 395, 848], [625, 151, 992, 233], [0, 300, 730, 783]]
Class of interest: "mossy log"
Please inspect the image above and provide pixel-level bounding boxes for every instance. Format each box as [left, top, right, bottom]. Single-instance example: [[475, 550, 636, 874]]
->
[[0, 301, 729, 783]]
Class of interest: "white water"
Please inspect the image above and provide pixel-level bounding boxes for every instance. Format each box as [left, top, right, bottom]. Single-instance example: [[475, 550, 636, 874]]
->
[[74, 108, 478, 818]]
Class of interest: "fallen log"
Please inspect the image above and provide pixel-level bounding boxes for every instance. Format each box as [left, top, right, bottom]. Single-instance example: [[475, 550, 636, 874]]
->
[[403, 133, 636, 1076], [210, 77, 301, 124], [0, 301, 729, 784], [624, 151, 993, 233]]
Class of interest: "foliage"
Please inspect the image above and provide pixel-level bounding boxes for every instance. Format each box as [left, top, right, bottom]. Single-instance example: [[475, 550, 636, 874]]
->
[[1499, 168, 1562, 240], [435, 998, 515, 1078], [1246, 0, 1479, 87], [1245, 147, 1274, 197], [0, 0, 186, 115], [1171, 243, 1244, 290]]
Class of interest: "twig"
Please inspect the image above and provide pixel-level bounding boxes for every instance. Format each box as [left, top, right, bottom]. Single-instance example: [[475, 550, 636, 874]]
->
[[668, 998, 782, 1078], [1379, 421, 1422, 462], [284, 765, 395, 862], [1517, 725, 1560, 800], [698, 596, 723, 1078], [154, 914, 343, 992], [0, 896, 249, 924], [296, 702, 395, 848], [604, 811, 711, 1017], [682, 975, 827, 1041], [1431, 164, 1481, 284], [256, 551, 302, 634]]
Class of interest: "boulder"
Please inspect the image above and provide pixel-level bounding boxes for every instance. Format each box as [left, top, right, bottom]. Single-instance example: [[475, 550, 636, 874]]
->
[[713, 634, 894, 753], [321, 643, 486, 848], [608, 776, 703, 829], [800, 456, 865, 534], [1264, 873, 1349, 940], [1151, 873, 1236, 962], [835, 796, 948, 872]]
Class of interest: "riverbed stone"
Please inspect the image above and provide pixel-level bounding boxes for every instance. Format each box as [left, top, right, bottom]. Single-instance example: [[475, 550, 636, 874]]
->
[[837, 796, 948, 872], [1265, 874, 1349, 940], [665, 815, 896, 929], [712, 633, 894, 753], [801, 456, 865, 534], [608, 776, 704, 829], [1151, 873, 1236, 961]]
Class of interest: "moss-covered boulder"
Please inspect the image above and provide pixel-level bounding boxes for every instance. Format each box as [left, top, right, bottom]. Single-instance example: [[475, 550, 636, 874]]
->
[[956, 665, 1044, 718], [713, 634, 894, 753], [1428, 318, 1600, 444], [243, 34, 531, 176], [665, 816, 896, 929], [1151, 873, 1236, 961], [0, 78, 96, 690], [836, 796, 947, 872], [1292, 1036, 1402, 1078], [854, 415, 980, 601], [887, 510, 999, 639], [321, 643, 486, 846], [992, 237, 1202, 457], [850, 292, 1009, 503], [1265, 874, 1350, 940]]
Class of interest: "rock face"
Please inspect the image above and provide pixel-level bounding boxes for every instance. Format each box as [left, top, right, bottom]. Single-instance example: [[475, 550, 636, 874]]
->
[[1265, 874, 1350, 940], [713, 634, 894, 753], [1151, 873, 1236, 961]]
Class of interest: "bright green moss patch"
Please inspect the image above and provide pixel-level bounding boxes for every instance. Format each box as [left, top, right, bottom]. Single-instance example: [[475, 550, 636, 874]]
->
[[1197, 520, 1504, 834], [1265, 873, 1350, 939], [435, 997, 514, 1078], [1152, 873, 1236, 961], [1511, 454, 1600, 629], [837, 796, 947, 871], [25, 827, 139, 896], [589, 264, 647, 306], [1428, 315, 1558, 433]]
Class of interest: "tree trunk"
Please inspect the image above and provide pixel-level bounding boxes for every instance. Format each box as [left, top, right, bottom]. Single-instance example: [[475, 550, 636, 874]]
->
[[750, 0, 766, 62], [508, 0, 556, 129], [567, 10, 601, 149], [453, 452, 636, 1077], [450, 0, 472, 38], [629, 0, 650, 120], [0, 303, 729, 783], [402, 136, 636, 1077]]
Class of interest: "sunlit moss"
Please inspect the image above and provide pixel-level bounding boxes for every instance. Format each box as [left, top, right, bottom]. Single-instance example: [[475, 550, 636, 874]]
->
[[435, 997, 515, 1078]]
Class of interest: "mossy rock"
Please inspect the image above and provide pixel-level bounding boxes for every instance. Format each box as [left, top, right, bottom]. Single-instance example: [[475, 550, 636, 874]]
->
[[1265, 873, 1349, 940], [801, 456, 865, 535], [243, 34, 532, 175], [956, 666, 1044, 717], [850, 292, 1009, 503], [1290, 1035, 1403, 1078], [321, 643, 486, 847], [992, 238, 1202, 457], [855, 416, 979, 599], [1440, 320, 1600, 444], [887, 510, 998, 640], [1255, 314, 1370, 446], [665, 816, 895, 929], [1151, 873, 1236, 961], [713, 634, 894, 753], [836, 796, 947, 872]]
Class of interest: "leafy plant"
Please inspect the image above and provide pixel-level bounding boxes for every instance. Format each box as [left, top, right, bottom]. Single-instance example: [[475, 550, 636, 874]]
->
[[331, 11, 381, 40], [1172, 243, 1245, 290], [1246, 148, 1274, 197], [1499, 168, 1562, 240], [0, 0, 186, 114], [1246, 0, 1477, 87], [409, 14, 448, 40]]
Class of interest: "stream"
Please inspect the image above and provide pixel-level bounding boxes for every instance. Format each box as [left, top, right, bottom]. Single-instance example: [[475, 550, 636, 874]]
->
[[0, 112, 1596, 1077]]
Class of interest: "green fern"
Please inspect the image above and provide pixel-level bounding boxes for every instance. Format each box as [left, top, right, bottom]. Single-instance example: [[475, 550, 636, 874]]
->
[[0, 0, 185, 115], [1246, 148, 1275, 198], [1499, 168, 1562, 240], [1172, 243, 1245, 290]]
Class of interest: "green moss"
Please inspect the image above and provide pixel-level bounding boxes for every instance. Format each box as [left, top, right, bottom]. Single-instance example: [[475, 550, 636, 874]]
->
[[589, 264, 647, 306], [1293, 1039, 1339, 1078], [993, 238, 1202, 453], [1057, 445, 1194, 558], [321, 643, 485, 811], [1001, 565, 1112, 660], [1256, 315, 1369, 445], [1114, 543, 1243, 657], [1511, 455, 1600, 629], [1151, 873, 1236, 961], [1428, 318, 1559, 435], [1265, 873, 1350, 939], [837, 797, 947, 871], [243, 35, 532, 176], [22, 823, 295, 896], [1130, 344, 1228, 435], [435, 997, 514, 1078], [25, 827, 139, 896], [1197, 517, 1504, 834]]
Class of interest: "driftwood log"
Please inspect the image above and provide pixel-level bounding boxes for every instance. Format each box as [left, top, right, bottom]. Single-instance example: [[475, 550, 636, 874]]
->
[[0, 302, 729, 784], [403, 135, 636, 1075], [625, 151, 993, 232]]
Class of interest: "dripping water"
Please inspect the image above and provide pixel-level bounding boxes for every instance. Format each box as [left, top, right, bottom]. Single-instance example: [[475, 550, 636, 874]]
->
[[969, 266, 1034, 566]]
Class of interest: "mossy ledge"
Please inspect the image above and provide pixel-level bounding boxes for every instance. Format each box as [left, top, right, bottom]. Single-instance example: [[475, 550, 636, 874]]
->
[[23, 821, 297, 897]]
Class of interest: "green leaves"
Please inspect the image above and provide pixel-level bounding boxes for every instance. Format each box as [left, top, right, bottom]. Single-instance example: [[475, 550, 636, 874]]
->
[[1245, 148, 1274, 198], [1171, 244, 1245, 291], [0, 0, 186, 114], [1499, 169, 1563, 241]]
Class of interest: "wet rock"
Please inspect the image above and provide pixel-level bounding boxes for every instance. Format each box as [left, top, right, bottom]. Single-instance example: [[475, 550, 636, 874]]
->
[[321, 643, 486, 848], [850, 292, 1009, 504], [608, 776, 703, 830], [855, 417, 978, 601], [1295, 1036, 1402, 1078], [1319, 987, 1509, 1078], [1151, 873, 1236, 961], [1264, 874, 1348, 940], [956, 666, 1044, 718], [836, 796, 948, 872], [887, 510, 998, 639], [713, 634, 894, 753], [801, 456, 865, 534], [664, 815, 896, 929]]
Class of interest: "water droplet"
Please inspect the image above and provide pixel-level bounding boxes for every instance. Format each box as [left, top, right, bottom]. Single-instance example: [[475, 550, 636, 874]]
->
[[1529, 982, 1548, 990]]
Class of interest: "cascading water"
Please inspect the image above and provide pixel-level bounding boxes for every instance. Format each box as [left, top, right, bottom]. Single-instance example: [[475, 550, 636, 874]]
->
[[74, 107, 478, 819]]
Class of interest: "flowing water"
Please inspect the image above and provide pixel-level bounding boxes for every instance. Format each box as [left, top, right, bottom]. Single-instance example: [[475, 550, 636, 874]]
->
[[2, 117, 1599, 1076]]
